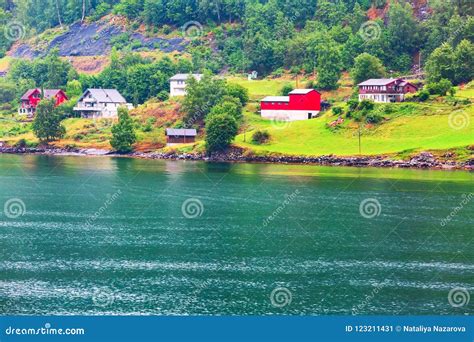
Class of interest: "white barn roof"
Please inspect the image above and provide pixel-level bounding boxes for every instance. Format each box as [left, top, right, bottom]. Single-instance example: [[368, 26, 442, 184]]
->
[[261, 96, 290, 102]]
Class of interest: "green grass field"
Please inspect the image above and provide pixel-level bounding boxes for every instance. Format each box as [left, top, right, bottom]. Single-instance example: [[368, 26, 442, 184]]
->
[[235, 100, 474, 158]]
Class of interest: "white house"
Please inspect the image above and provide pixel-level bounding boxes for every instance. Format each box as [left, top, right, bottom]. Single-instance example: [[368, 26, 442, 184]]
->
[[73, 89, 133, 118], [169, 74, 203, 96]]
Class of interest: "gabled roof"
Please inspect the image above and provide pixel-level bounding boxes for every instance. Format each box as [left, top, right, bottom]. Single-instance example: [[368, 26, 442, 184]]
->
[[166, 128, 197, 137], [79, 89, 127, 103], [43, 89, 67, 100], [169, 73, 203, 81], [261, 96, 290, 102], [21, 88, 41, 100], [358, 78, 400, 86], [289, 89, 318, 95]]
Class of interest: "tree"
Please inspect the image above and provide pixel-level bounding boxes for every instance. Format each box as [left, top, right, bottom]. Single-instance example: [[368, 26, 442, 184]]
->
[[182, 74, 227, 124], [208, 99, 243, 122], [351, 53, 386, 85], [110, 107, 137, 153], [66, 79, 82, 98], [316, 40, 343, 90], [425, 43, 455, 83], [205, 114, 238, 153], [280, 83, 294, 96], [32, 99, 66, 142], [225, 83, 249, 106], [453, 39, 474, 84]]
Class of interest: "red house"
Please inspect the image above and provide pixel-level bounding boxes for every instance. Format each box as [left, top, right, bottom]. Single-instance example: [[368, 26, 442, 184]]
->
[[358, 78, 417, 103], [261, 89, 321, 121], [19, 88, 68, 117]]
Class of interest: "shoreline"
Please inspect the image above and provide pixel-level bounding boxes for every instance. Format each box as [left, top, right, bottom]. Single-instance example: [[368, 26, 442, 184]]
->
[[0, 146, 472, 170]]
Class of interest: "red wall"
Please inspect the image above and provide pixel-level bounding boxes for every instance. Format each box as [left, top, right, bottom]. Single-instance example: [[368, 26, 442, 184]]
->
[[54, 91, 68, 106], [261, 90, 321, 111]]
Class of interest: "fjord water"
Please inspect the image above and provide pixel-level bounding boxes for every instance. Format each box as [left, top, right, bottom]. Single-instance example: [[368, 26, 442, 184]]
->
[[0, 155, 472, 315]]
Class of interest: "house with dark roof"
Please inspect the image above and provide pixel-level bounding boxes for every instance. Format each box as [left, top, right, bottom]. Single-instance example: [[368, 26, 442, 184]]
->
[[260, 89, 321, 121], [165, 128, 197, 145], [358, 78, 418, 103], [169, 74, 203, 97], [18, 89, 68, 117], [73, 89, 133, 118]]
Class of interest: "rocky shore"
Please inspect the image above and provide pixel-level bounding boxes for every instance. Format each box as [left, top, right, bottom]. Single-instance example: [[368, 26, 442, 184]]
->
[[1, 146, 472, 170]]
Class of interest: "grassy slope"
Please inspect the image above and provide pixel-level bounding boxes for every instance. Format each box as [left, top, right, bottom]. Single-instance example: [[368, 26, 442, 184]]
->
[[232, 81, 474, 158]]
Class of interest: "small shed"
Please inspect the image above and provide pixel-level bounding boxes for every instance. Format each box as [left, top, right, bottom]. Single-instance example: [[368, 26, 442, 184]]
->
[[166, 128, 197, 145]]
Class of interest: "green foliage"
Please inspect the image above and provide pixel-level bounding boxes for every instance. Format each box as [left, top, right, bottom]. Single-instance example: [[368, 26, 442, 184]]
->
[[182, 74, 227, 124], [426, 79, 454, 96], [418, 90, 430, 102], [225, 83, 249, 106], [32, 99, 66, 142], [351, 53, 386, 85], [280, 83, 294, 96], [332, 106, 344, 116], [110, 107, 137, 153], [66, 80, 82, 98], [208, 99, 243, 122], [251, 130, 270, 145], [205, 114, 238, 153]]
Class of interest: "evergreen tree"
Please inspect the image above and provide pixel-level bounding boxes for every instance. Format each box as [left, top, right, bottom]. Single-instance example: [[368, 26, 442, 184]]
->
[[32, 99, 66, 142], [110, 107, 137, 153]]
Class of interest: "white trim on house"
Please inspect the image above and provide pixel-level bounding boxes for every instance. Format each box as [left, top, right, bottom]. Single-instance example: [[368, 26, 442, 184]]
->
[[73, 89, 133, 118], [358, 93, 406, 103]]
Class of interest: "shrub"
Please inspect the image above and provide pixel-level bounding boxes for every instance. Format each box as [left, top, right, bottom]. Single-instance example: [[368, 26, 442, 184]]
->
[[418, 89, 430, 102], [14, 138, 27, 148], [426, 79, 453, 96], [162, 25, 172, 34], [251, 130, 270, 144], [358, 100, 375, 112], [366, 112, 384, 124], [110, 107, 137, 153], [332, 106, 344, 116], [157, 90, 169, 101]]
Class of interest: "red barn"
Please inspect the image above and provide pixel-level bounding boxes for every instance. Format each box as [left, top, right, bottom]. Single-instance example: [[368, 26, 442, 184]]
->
[[261, 89, 321, 121], [18, 88, 68, 117]]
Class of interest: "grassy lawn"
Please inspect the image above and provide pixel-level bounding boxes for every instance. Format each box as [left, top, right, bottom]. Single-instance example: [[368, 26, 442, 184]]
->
[[236, 102, 474, 157]]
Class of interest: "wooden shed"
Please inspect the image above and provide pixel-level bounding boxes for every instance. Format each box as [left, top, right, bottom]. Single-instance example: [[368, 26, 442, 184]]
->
[[165, 128, 197, 145]]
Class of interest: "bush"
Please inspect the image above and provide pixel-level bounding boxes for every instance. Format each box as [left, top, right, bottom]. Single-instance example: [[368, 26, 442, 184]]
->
[[251, 130, 270, 144], [14, 138, 27, 148], [418, 89, 430, 102], [426, 79, 453, 96], [157, 90, 169, 101], [366, 112, 384, 124], [358, 100, 375, 112], [332, 106, 344, 116]]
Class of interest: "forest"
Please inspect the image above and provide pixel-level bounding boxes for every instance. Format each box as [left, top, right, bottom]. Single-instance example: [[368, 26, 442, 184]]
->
[[0, 0, 472, 106]]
